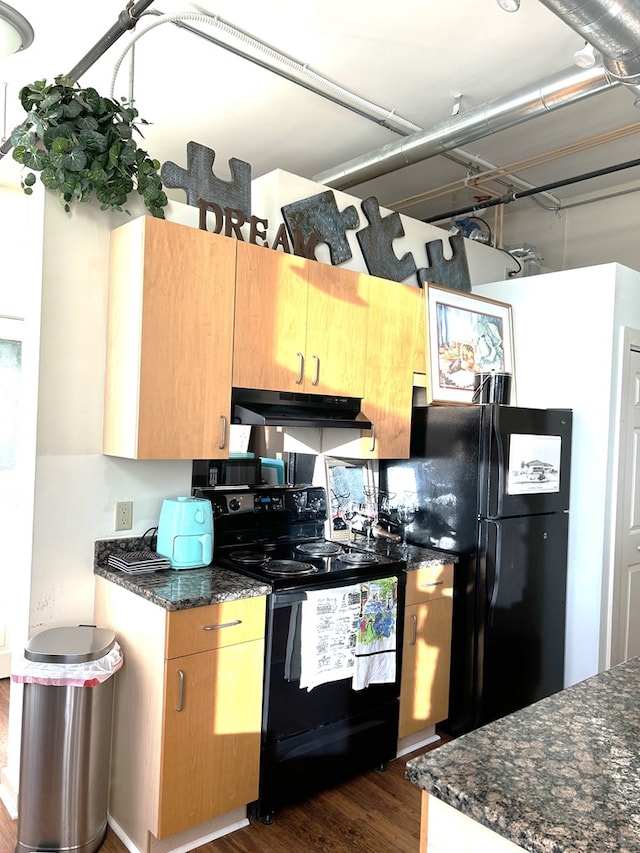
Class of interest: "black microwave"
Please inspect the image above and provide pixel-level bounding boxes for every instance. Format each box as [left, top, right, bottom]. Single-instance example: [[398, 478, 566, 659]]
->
[[192, 458, 262, 488]]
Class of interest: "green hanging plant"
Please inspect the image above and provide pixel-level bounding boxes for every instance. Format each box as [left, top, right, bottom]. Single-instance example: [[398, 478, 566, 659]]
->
[[11, 75, 168, 218]]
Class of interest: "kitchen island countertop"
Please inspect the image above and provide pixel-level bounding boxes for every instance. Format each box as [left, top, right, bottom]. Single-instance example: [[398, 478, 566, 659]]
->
[[406, 655, 640, 852]]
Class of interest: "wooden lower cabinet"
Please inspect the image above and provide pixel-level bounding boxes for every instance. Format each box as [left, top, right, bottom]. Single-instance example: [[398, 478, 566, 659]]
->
[[159, 640, 264, 837], [94, 577, 265, 849], [399, 563, 454, 738]]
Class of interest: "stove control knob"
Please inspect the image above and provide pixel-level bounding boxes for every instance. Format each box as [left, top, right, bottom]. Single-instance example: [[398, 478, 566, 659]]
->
[[229, 498, 241, 512]]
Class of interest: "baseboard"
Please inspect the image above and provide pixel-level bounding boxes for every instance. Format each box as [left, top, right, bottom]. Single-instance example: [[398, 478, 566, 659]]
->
[[0, 765, 18, 820], [396, 726, 440, 758], [108, 807, 250, 853], [0, 650, 10, 680]]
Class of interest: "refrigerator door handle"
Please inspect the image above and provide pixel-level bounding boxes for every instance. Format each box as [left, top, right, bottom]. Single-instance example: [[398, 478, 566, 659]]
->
[[486, 519, 502, 627], [492, 408, 506, 519]]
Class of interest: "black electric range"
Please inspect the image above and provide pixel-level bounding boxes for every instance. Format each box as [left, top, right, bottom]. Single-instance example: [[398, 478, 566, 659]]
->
[[193, 484, 408, 822], [195, 484, 406, 589]]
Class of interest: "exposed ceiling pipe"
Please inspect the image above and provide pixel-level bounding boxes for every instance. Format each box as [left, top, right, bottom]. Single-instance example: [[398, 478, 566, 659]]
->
[[538, 0, 640, 100], [422, 154, 640, 223], [316, 0, 640, 191], [115, 9, 422, 136], [313, 64, 617, 190]]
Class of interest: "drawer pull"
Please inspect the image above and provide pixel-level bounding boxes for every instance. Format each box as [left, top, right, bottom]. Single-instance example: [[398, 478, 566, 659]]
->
[[176, 669, 185, 712], [421, 581, 444, 588], [312, 355, 320, 386], [410, 613, 417, 645], [296, 352, 304, 384], [202, 619, 242, 631]]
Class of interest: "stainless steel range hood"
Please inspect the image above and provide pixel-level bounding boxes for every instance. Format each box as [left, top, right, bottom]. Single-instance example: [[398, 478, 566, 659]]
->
[[231, 388, 372, 430]]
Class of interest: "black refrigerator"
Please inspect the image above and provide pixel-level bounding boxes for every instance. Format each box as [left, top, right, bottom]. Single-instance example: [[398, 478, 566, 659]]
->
[[380, 403, 572, 734]]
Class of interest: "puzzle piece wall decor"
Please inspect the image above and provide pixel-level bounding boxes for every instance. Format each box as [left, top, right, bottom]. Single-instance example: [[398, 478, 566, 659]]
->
[[419, 233, 471, 292], [356, 197, 417, 282], [281, 191, 359, 265], [161, 141, 252, 218]]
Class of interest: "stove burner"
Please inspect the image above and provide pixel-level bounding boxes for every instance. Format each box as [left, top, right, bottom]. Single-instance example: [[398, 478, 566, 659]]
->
[[263, 559, 319, 577], [229, 549, 269, 565], [340, 551, 380, 566], [296, 541, 343, 557]]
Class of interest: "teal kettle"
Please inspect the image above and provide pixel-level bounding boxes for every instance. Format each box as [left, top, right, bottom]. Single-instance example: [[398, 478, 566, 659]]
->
[[156, 497, 213, 569]]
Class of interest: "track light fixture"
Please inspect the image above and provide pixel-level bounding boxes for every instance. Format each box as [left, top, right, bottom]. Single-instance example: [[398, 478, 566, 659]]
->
[[497, 0, 520, 11], [573, 42, 597, 69], [0, 1, 34, 57]]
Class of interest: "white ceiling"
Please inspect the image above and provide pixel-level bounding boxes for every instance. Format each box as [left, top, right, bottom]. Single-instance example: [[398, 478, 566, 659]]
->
[[2, 0, 639, 230]]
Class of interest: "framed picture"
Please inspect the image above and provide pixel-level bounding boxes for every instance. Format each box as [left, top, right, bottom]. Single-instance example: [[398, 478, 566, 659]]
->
[[426, 284, 515, 404]]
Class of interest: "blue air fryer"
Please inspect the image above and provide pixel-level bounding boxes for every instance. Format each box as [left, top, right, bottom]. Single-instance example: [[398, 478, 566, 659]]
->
[[156, 497, 213, 569]]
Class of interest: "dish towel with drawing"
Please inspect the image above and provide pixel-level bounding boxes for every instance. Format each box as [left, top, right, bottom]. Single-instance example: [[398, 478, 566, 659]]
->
[[299, 584, 360, 692], [299, 577, 399, 692], [352, 576, 398, 691]]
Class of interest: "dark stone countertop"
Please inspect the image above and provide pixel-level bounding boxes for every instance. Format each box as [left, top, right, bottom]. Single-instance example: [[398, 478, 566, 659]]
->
[[94, 537, 453, 612], [406, 656, 640, 853], [94, 538, 270, 611], [348, 537, 458, 570]]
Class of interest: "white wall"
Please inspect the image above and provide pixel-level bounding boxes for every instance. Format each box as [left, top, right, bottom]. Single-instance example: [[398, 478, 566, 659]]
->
[[501, 178, 640, 275], [475, 263, 640, 688]]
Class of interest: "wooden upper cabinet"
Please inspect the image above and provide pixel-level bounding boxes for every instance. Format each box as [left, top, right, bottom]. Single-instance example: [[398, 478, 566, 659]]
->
[[233, 242, 368, 396], [233, 241, 308, 392], [360, 277, 420, 458], [103, 217, 237, 460], [413, 286, 428, 377], [305, 259, 368, 396]]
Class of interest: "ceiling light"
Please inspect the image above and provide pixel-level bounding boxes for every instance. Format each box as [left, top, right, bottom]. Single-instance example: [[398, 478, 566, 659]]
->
[[573, 42, 597, 69], [497, 0, 520, 11], [0, 2, 34, 57]]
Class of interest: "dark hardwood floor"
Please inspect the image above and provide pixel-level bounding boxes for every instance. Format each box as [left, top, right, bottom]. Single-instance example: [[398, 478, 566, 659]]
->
[[0, 677, 447, 852]]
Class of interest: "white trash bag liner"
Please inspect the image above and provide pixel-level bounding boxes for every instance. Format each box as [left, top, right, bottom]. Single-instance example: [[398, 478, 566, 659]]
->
[[12, 641, 123, 687]]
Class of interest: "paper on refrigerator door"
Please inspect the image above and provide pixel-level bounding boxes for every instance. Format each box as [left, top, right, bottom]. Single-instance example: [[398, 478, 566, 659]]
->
[[507, 434, 562, 495]]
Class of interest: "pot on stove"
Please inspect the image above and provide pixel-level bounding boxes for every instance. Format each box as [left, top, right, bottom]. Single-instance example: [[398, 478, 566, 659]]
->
[[156, 497, 213, 569]]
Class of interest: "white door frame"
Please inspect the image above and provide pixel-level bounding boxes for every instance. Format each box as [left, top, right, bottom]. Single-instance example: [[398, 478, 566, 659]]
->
[[608, 325, 640, 667], [0, 316, 24, 679]]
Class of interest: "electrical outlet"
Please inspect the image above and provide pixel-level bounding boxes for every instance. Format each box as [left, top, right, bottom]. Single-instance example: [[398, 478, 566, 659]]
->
[[114, 500, 133, 531]]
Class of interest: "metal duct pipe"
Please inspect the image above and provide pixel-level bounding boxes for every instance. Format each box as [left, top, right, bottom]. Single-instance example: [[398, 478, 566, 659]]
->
[[538, 0, 640, 88], [314, 64, 616, 189]]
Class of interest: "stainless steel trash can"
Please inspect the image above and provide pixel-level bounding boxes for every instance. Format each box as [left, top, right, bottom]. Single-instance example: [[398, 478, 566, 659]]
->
[[15, 626, 120, 853]]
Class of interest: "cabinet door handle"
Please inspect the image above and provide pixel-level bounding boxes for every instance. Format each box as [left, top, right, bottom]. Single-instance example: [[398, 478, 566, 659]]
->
[[421, 581, 444, 588], [370, 424, 376, 452], [296, 352, 304, 384], [410, 613, 417, 646], [312, 355, 320, 386], [202, 619, 242, 631], [176, 669, 185, 712], [219, 415, 227, 450]]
